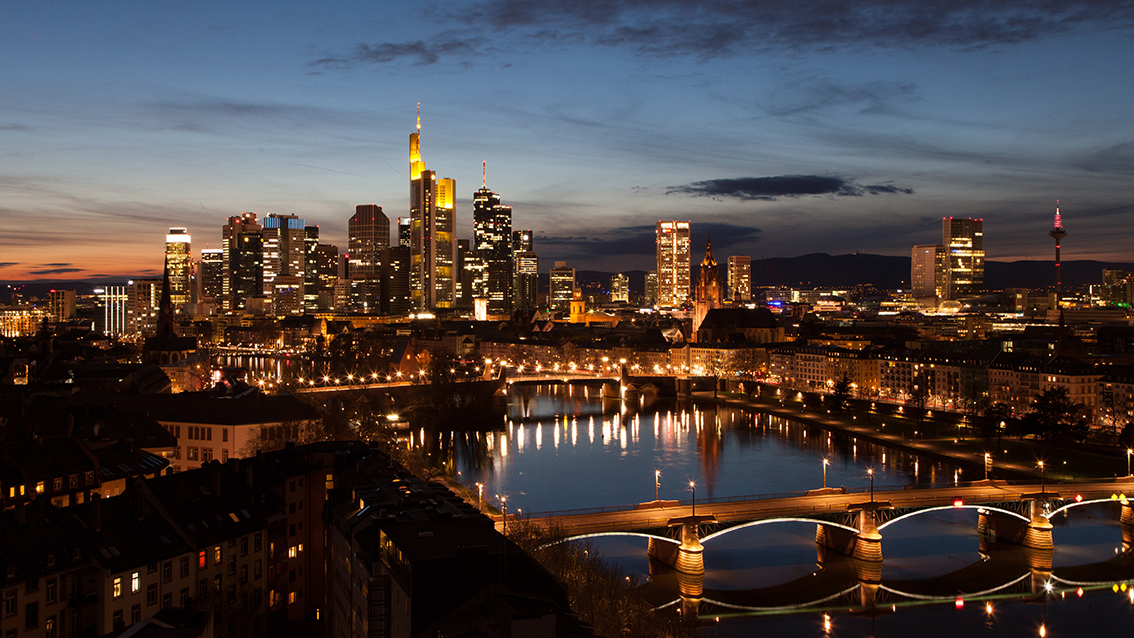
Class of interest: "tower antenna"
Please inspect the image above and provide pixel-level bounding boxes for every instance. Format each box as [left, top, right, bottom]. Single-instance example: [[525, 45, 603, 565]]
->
[[416, 102, 421, 132], [483, 160, 487, 188]]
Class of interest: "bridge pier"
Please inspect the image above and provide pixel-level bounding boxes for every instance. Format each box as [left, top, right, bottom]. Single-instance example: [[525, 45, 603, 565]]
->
[[1024, 500, 1054, 551], [1121, 502, 1134, 551], [853, 509, 883, 563], [977, 501, 1053, 550], [647, 515, 716, 575], [601, 381, 621, 400]]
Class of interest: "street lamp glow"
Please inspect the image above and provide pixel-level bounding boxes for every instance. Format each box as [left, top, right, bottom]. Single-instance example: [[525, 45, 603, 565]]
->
[[867, 468, 874, 504], [689, 481, 696, 516], [822, 458, 829, 489], [655, 470, 661, 502]]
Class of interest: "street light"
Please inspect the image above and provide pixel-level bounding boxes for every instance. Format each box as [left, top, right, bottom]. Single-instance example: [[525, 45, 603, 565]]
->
[[867, 468, 874, 504], [499, 495, 508, 535], [655, 470, 661, 502], [822, 458, 830, 489], [476, 482, 483, 508], [984, 453, 991, 480], [689, 481, 696, 516], [1127, 449, 1132, 477], [1038, 460, 1045, 495]]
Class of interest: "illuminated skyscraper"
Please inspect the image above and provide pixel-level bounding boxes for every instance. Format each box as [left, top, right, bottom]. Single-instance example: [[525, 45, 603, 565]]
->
[[222, 213, 262, 311], [199, 248, 223, 305], [514, 251, 539, 313], [550, 262, 575, 311], [304, 226, 320, 311], [727, 255, 751, 302], [409, 107, 455, 310], [398, 216, 411, 248], [262, 214, 305, 314], [48, 289, 76, 320], [645, 271, 659, 306], [611, 273, 629, 303], [349, 205, 390, 275], [942, 217, 984, 299], [911, 244, 945, 303], [656, 221, 691, 308], [165, 227, 192, 306], [473, 164, 513, 313]]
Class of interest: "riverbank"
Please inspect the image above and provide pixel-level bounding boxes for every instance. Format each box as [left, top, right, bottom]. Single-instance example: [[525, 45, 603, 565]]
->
[[692, 388, 1133, 484]]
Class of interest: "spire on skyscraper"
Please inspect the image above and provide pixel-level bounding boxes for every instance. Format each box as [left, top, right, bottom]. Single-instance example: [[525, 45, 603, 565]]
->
[[483, 160, 487, 188], [416, 102, 421, 131]]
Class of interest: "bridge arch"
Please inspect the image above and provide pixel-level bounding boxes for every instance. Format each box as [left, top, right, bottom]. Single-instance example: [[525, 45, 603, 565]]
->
[[700, 585, 860, 612], [880, 573, 1031, 601], [1045, 497, 1116, 519], [535, 531, 680, 552], [876, 505, 1029, 531], [700, 517, 859, 543]]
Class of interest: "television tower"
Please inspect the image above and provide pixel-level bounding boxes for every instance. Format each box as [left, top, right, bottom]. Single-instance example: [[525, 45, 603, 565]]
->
[[1049, 201, 1067, 296]]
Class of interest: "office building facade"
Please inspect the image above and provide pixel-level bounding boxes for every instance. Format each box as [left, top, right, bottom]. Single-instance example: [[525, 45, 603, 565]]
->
[[656, 221, 691, 308], [165, 227, 192, 306], [550, 262, 575, 311], [942, 217, 984, 299], [409, 115, 455, 310], [727, 255, 751, 302]]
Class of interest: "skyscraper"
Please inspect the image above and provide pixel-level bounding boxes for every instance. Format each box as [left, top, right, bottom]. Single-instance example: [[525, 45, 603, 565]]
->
[[262, 214, 305, 314], [550, 262, 575, 311], [727, 255, 751, 302], [514, 251, 539, 313], [304, 226, 320, 311], [645, 271, 659, 307], [473, 164, 513, 313], [398, 216, 411, 248], [349, 205, 390, 275], [222, 213, 262, 311], [656, 221, 691, 308], [313, 244, 339, 310], [942, 217, 984, 299], [199, 248, 223, 306], [165, 227, 192, 306], [409, 109, 455, 310], [1049, 202, 1067, 297], [611, 273, 629, 303], [911, 244, 945, 303]]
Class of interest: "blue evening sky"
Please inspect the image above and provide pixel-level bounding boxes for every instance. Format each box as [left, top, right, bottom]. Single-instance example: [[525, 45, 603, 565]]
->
[[2, 1, 1133, 280]]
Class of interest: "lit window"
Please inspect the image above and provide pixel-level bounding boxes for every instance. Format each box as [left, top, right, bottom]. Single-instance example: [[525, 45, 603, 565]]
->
[[131, 572, 140, 593], [287, 546, 297, 559], [113, 577, 122, 599]]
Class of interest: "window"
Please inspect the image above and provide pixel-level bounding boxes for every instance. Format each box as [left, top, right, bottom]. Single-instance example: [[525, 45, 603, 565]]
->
[[287, 546, 297, 559], [298, 544, 304, 554], [253, 533, 262, 552], [162, 561, 172, 584], [289, 524, 296, 537], [45, 615, 55, 638], [45, 578, 56, 604], [25, 578, 38, 593], [25, 601, 38, 629], [198, 551, 206, 569], [288, 591, 296, 604], [187, 448, 199, 461], [214, 575, 222, 592], [131, 572, 140, 593], [197, 579, 208, 599], [214, 546, 222, 565], [240, 537, 248, 557], [201, 448, 213, 463], [222, 429, 228, 442], [240, 565, 248, 585], [147, 562, 157, 574], [85, 471, 95, 485], [112, 610, 123, 628], [179, 587, 189, 607], [53, 478, 62, 491], [226, 584, 236, 604], [147, 584, 157, 606], [227, 555, 236, 576], [289, 480, 296, 493], [206, 427, 212, 441], [35, 481, 44, 493], [222, 450, 229, 462], [68, 475, 78, 489], [180, 556, 190, 577], [162, 593, 171, 608], [131, 603, 140, 624], [3, 590, 16, 616], [113, 577, 122, 599], [254, 560, 262, 580]]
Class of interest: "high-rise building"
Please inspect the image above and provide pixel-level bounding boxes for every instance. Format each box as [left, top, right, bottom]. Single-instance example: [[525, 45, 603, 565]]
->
[[262, 214, 305, 300], [398, 216, 411, 248], [199, 249, 223, 305], [382, 246, 412, 316], [409, 110, 455, 310], [313, 244, 339, 310], [222, 213, 262, 311], [127, 279, 163, 335], [304, 226, 320, 311], [656, 221, 691, 308], [165, 227, 192, 306], [911, 244, 945, 303], [1103, 269, 1133, 306], [611, 273, 629, 303], [942, 217, 984, 299], [514, 251, 539, 313], [97, 285, 128, 335], [1049, 202, 1067, 297], [550, 262, 575, 311], [47, 289, 76, 320], [473, 166, 513, 313], [645, 271, 658, 307], [727, 255, 752, 302], [456, 239, 473, 307], [349, 205, 390, 275], [512, 229, 532, 254]]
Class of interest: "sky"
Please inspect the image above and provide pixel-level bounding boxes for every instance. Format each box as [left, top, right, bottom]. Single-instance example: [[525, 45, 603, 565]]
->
[[2, 0, 1133, 281]]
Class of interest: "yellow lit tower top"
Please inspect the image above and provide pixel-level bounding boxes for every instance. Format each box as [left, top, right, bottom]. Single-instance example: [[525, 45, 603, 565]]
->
[[410, 102, 424, 179]]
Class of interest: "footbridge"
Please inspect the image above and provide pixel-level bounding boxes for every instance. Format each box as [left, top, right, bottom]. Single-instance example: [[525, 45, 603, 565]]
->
[[504, 365, 704, 398]]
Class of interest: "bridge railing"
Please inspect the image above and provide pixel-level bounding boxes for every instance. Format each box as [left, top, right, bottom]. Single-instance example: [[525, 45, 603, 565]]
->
[[521, 478, 1124, 520]]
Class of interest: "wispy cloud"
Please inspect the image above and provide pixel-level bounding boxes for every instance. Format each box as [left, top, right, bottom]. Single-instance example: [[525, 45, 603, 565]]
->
[[0, 262, 18, 269], [460, 0, 1134, 59], [311, 33, 487, 68], [30, 267, 85, 275], [667, 175, 913, 201], [0, 124, 32, 132]]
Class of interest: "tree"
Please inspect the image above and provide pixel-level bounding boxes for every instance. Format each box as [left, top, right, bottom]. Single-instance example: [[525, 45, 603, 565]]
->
[[831, 373, 852, 412], [981, 402, 1014, 447], [1022, 387, 1083, 442]]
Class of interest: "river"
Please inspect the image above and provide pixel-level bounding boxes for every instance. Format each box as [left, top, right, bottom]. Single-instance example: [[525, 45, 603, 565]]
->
[[414, 383, 1134, 636]]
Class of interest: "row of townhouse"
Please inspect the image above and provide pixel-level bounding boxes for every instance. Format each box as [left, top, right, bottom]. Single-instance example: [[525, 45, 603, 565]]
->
[[767, 343, 1134, 429], [0, 442, 376, 638]]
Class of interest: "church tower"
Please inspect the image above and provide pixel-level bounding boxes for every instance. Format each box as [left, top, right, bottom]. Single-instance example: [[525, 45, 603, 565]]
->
[[693, 232, 722, 340]]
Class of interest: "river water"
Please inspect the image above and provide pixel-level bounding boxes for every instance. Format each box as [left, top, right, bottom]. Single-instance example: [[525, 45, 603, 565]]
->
[[417, 383, 1134, 636]]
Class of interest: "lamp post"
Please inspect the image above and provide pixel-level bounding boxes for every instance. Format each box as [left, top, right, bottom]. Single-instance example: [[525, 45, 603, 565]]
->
[[689, 481, 696, 516], [867, 468, 874, 505], [500, 495, 508, 535], [476, 482, 483, 508], [823, 458, 829, 489], [984, 453, 991, 481], [1127, 449, 1132, 477], [1038, 461, 1045, 496], [655, 470, 661, 502]]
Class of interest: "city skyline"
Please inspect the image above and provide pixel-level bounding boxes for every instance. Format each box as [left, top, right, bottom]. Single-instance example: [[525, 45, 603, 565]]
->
[[2, 1, 1134, 282]]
